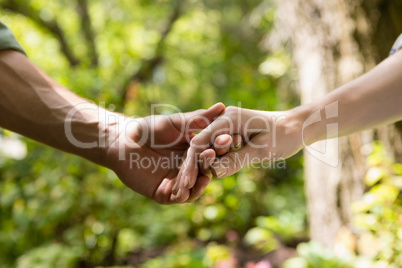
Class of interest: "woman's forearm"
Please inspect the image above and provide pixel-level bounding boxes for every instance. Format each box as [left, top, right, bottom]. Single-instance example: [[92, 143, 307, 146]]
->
[[0, 50, 116, 166], [294, 50, 402, 145]]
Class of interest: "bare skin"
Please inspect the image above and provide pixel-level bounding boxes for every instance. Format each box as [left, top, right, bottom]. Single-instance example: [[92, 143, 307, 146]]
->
[[0, 50, 229, 204], [172, 50, 402, 200]]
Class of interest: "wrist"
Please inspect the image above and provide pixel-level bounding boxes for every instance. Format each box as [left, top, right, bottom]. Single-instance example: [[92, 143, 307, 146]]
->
[[95, 116, 118, 169], [288, 103, 328, 147], [103, 114, 144, 171], [99, 111, 130, 169], [68, 107, 127, 169], [280, 108, 305, 153]]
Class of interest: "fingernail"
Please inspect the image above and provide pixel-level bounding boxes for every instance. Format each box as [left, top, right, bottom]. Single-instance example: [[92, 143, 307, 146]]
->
[[176, 188, 182, 199], [212, 163, 227, 178], [172, 182, 178, 192], [184, 175, 189, 188], [233, 143, 242, 151], [215, 169, 227, 177]]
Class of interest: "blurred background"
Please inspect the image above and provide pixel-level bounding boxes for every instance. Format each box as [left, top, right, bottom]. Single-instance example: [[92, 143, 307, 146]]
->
[[0, 0, 402, 267]]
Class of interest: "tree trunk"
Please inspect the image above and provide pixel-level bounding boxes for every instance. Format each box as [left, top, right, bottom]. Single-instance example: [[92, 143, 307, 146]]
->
[[277, 0, 402, 248]]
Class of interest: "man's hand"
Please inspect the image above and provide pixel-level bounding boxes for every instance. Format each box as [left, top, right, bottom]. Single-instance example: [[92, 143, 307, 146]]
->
[[0, 51, 227, 204], [105, 103, 225, 204]]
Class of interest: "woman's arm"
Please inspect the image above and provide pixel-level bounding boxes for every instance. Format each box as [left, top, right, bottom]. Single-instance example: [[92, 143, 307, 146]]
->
[[299, 50, 402, 145], [172, 50, 402, 199]]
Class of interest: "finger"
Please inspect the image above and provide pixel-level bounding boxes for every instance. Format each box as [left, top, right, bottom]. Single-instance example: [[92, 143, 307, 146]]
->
[[172, 146, 198, 196], [177, 148, 188, 171], [169, 102, 225, 133], [186, 102, 226, 130], [213, 134, 232, 156], [187, 147, 218, 190], [180, 141, 220, 191], [176, 108, 241, 196], [171, 149, 188, 194], [152, 177, 178, 205], [186, 174, 211, 203], [231, 133, 243, 151], [211, 146, 253, 178], [211, 135, 269, 178], [171, 186, 191, 203], [189, 115, 235, 152], [199, 148, 216, 176], [175, 116, 235, 193]]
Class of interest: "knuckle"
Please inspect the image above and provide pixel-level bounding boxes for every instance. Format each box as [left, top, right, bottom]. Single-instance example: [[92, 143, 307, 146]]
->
[[225, 106, 237, 114], [190, 137, 201, 147], [190, 135, 209, 149], [192, 117, 207, 127], [227, 152, 238, 165]]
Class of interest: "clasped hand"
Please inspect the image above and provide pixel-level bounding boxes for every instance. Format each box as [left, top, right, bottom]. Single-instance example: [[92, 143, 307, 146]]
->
[[106, 104, 303, 204]]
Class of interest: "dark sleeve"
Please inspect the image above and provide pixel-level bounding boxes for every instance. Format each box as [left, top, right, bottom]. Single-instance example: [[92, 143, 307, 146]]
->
[[389, 34, 402, 56], [0, 21, 26, 55]]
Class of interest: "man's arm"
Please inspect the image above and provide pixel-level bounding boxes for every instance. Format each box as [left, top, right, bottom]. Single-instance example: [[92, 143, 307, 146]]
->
[[0, 50, 110, 166], [0, 50, 227, 204]]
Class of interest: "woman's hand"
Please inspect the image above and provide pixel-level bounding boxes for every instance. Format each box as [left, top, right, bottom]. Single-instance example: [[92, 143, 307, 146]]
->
[[171, 106, 305, 201]]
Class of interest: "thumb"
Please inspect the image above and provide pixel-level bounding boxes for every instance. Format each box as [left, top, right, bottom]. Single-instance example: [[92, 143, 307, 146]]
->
[[211, 143, 264, 178], [199, 148, 216, 176], [170, 102, 226, 133]]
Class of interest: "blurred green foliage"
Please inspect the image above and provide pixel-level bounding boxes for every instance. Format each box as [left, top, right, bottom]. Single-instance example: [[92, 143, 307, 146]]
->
[[352, 142, 402, 268], [1, 1, 401, 267], [0, 0, 306, 267], [283, 143, 402, 268], [282, 241, 354, 268]]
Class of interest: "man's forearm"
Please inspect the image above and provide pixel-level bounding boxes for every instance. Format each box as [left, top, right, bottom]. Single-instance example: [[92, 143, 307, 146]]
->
[[0, 50, 115, 167], [293, 50, 402, 145]]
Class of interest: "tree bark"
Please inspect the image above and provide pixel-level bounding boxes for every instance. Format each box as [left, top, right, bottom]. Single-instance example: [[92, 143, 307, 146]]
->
[[277, 0, 371, 248], [277, 0, 402, 248]]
